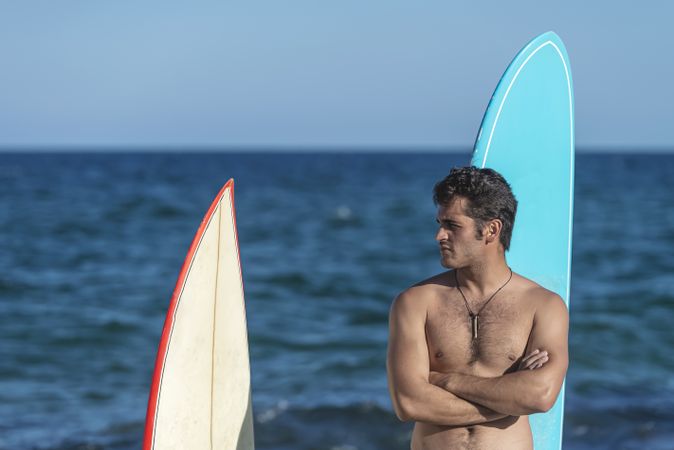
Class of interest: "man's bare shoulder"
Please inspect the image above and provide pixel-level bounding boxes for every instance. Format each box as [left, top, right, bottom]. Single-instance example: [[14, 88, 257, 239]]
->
[[391, 271, 452, 312], [513, 272, 568, 315]]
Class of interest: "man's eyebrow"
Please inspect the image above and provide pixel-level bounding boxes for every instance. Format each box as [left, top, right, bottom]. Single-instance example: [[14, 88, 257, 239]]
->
[[436, 217, 460, 224]]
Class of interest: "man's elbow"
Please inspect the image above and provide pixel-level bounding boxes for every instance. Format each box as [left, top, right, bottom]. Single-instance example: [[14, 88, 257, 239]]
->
[[530, 383, 560, 413], [392, 393, 417, 422], [395, 407, 414, 422]]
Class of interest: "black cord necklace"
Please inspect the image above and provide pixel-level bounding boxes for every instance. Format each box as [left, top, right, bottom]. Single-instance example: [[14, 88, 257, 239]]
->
[[454, 267, 513, 339]]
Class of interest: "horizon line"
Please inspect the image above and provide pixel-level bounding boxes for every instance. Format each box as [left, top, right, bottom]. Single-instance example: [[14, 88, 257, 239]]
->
[[0, 144, 673, 154]]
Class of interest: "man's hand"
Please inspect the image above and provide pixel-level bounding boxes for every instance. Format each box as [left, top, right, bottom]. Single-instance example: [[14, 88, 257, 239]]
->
[[518, 349, 549, 371], [428, 371, 460, 391], [429, 370, 450, 387]]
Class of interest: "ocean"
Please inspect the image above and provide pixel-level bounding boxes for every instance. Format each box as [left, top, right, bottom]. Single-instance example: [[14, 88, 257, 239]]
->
[[1, 151, 673, 449]]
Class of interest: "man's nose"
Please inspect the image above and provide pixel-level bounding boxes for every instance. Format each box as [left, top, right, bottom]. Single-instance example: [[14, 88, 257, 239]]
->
[[435, 227, 448, 242]]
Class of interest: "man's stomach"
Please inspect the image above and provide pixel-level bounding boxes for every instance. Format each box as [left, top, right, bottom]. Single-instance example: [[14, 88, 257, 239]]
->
[[411, 415, 532, 450]]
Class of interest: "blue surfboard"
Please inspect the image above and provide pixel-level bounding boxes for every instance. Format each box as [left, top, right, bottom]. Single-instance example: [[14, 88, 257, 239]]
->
[[471, 31, 574, 450]]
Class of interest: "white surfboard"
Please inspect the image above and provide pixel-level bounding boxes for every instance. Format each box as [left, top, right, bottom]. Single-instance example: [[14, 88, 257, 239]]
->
[[471, 31, 574, 450], [143, 179, 255, 450]]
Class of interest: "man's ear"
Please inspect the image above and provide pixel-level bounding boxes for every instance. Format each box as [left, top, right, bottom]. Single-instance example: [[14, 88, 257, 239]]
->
[[484, 219, 503, 244]]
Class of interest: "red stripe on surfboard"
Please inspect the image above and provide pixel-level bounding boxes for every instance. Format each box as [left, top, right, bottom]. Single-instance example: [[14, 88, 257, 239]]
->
[[143, 179, 242, 450]]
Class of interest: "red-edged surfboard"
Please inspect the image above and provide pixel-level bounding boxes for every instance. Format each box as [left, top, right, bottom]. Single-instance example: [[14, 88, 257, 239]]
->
[[144, 179, 255, 450]]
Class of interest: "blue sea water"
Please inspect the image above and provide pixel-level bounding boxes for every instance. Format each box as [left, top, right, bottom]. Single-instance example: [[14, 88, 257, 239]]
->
[[1, 151, 673, 450]]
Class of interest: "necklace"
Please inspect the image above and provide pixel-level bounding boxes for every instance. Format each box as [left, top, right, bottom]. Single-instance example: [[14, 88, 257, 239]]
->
[[454, 267, 513, 339]]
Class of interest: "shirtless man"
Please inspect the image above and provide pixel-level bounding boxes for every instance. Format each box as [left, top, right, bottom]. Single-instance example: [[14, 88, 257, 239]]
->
[[387, 167, 569, 449]]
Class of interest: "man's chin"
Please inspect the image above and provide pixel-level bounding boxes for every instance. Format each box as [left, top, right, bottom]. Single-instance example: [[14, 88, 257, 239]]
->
[[440, 257, 454, 269]]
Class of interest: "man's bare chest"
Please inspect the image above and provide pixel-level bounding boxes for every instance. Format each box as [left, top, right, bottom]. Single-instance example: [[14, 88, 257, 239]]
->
[[425, 294, 534, 374]]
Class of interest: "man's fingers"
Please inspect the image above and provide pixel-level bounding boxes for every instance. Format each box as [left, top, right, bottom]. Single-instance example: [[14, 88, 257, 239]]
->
[[528, 355, 549, 370], [521, 349, 541, 363], [428, 371, 446, 385], [528, 352, 548, 364], [520, 350, 549, 369]]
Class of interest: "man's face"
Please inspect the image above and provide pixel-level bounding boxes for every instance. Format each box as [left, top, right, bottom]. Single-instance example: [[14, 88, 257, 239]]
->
[[435, 196, 484, 269]]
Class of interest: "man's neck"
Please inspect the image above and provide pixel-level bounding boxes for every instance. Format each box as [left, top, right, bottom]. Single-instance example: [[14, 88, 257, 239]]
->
[[455, 257, 511, 298]]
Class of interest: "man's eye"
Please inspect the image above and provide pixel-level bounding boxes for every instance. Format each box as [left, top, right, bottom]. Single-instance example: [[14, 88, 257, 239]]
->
[[436, 220, 458, 229]]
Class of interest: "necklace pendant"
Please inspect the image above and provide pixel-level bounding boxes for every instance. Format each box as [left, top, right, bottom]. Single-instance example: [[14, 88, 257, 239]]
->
[[471, 314, 479, 339]]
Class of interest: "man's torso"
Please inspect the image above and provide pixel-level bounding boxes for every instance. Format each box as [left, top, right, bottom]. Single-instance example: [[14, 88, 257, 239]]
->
[[412, 271, 540, 450]]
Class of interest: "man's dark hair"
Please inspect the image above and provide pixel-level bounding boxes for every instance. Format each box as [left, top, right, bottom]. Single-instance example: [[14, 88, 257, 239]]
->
[[433, 166, 518, 251]]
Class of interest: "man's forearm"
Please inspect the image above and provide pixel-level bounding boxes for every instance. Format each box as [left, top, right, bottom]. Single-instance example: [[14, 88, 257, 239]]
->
[[397, 382, 511, 427], [439, 371, 549, 416]]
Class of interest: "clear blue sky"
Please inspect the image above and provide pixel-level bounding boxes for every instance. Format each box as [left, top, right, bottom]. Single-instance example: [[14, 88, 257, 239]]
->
[[1, 1, 672, 150]]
